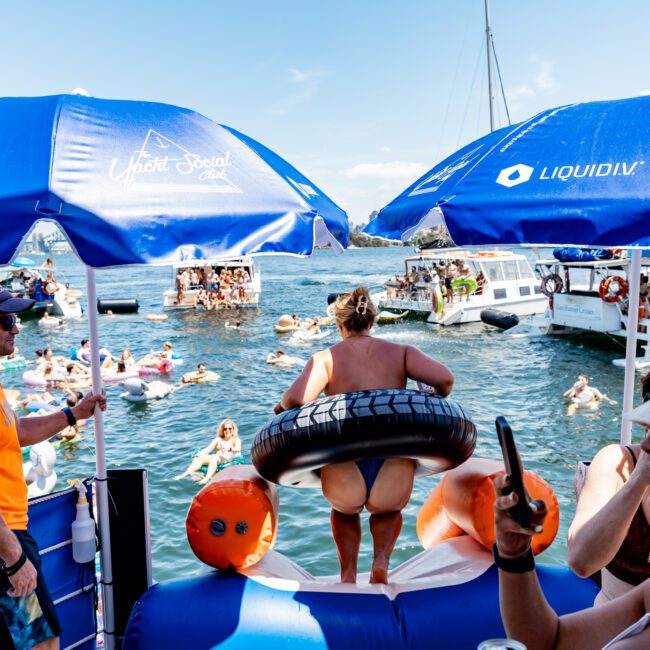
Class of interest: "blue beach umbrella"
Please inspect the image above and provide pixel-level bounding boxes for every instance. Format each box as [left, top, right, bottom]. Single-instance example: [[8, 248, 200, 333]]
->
[[0, 93, 348, 650], [366, 95, 650, 447], [365, 96, 650, 248], [0, 94, 348, 266]]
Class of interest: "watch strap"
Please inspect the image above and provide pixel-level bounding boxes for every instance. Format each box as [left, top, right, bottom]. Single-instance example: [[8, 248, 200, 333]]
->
[[62, 406, 77, 427], [4, 551, 27, 576], [493, 544, 535, 573]]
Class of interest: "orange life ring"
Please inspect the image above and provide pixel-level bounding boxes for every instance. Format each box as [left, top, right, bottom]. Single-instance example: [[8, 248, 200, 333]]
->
[[186, 464, 279, 570], [598, 275, 628, 303], [416, 457, 559, 556], [541, 273, 563, 298]]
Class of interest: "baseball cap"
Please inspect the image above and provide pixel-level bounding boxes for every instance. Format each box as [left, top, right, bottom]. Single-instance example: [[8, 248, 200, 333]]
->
[[0, 289, 35, 314]]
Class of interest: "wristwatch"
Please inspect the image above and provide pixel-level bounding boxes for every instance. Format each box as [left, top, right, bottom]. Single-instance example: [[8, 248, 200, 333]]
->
[[492, 544, 535, 573], [62, 406, 77, 427]]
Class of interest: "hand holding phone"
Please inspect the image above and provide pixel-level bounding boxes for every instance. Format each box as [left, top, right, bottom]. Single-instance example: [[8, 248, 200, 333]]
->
[[495, 416, 531, 529]]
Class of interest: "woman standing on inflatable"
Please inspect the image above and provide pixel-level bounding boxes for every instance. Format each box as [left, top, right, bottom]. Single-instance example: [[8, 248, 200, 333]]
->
[[273, 287, 454, 584]]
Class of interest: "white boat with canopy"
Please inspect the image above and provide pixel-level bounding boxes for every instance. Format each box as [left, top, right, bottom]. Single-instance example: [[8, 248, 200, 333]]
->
[[511, 252, 650, 368], [378, 249, 547, 326], [162, 256, 261, 309], [0, 262, 83, 319]]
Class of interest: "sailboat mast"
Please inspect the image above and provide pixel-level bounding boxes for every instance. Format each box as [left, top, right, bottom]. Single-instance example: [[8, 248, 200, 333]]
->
[[484, 0, 497, 132]]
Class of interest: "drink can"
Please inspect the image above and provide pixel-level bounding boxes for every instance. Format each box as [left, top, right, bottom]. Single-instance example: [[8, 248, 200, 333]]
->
[[477, 640, 527, 650]]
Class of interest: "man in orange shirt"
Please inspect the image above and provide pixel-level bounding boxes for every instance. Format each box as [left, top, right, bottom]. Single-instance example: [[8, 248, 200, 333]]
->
[[0, 290, 106, 650]]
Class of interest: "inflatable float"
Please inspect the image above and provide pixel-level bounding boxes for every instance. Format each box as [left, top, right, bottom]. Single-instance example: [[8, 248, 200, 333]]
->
[[102, 369, 141, 383], [124, 460, 598, 650], [23, 441, 57, 498], [417, 457, 559, 554], [275, 314, 301, 333], [480, 309, 519, 331], [22, 370, 51, 387], [376, 310, 410, 324], [0, 355, 27, 372], [123, 395, 596, 649], [146, 313, 168, 322], [289, 329, 331, 344], [97, 298, 140, 314], [181, 370, 220, 383], [120, 378, 175, 403], [252, 389, 477, 487], [451, 276, 478, 295]]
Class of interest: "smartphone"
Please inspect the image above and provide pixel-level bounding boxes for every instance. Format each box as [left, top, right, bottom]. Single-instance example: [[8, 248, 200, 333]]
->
[[495, 416, 530, 529]]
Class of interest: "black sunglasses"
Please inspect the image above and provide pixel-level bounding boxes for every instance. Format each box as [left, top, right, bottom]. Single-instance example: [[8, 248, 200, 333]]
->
[[0, 315, 17, 332]]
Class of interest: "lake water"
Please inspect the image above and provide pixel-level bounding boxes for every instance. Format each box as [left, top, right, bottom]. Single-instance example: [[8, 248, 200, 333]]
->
[[2, 248, 635, 581]]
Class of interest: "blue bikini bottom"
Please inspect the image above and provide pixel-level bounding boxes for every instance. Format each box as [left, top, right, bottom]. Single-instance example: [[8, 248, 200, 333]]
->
[[356, 459, 385, 495]]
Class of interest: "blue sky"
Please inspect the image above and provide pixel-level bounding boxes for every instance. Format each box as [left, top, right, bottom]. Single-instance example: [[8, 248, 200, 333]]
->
[[3, 0, 650, 224]]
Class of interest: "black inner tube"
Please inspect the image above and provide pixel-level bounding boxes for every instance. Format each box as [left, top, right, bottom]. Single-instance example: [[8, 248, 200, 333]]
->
[[252, 389, 476, 488]]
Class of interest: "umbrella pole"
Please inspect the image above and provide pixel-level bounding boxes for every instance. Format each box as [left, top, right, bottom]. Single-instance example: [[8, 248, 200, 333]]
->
[[620, 249, 642, 444], [85, 266, 116, 650]]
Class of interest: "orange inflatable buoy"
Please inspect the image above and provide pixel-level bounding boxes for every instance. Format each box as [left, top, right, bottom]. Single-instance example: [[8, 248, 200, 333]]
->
[[186, 464, 279, 570], [416, 457, 559, 556]]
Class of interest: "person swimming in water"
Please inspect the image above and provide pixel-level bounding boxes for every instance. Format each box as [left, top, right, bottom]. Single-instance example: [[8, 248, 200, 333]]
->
[[273, 287, 454, 584], [174, 419, 242, 483], [564, 374, 616, 415], [266, 349, 303, 368]]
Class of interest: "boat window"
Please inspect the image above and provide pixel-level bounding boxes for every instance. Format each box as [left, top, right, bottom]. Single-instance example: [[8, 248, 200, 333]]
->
[[519, 286, 531, 296], [502, 261, 519, 280], [534, 285, 543, 294], [493, 288, 507, 300], [485, 263, 504, 282], [516, 261, 535, 280]]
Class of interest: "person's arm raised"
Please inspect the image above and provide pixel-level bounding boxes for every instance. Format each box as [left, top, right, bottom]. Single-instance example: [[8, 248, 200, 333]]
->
[[494, 474, 649, 650], [274, 353, 329, 414], [567, 437, 650, 578], [404, 346, 454, 397]]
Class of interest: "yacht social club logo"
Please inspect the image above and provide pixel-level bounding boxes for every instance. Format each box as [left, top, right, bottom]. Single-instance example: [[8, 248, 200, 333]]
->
[[496, 160, 645, 188], [109, 130, 242, 193]]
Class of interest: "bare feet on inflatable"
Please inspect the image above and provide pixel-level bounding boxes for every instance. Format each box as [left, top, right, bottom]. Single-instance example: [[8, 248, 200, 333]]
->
[[330, 509, 361, 584], [369, 554, 390, 584]]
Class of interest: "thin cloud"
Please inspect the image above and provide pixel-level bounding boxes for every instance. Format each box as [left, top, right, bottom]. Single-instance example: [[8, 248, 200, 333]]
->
[[533, 58, 555, 91], [343, 161, 429, 180], [507, 57, 556, 120], [509, 84, 534, 101], [639, 90, 650, 96], [267, 68, 327, 116], [379, 145, 392, 153]]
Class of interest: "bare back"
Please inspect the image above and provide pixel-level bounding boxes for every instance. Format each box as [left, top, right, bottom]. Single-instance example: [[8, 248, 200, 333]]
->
[[279, 334, 453, 409], [324, 337, 408, 394]]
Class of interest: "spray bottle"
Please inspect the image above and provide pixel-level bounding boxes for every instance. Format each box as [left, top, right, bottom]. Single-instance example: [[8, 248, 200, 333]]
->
[[71, 480, 97, 563]]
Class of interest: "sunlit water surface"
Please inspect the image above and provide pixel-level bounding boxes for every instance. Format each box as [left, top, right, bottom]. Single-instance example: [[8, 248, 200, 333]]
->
[[3, 248, 634, 581]]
